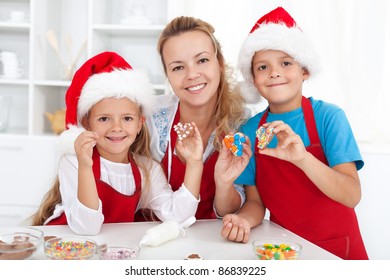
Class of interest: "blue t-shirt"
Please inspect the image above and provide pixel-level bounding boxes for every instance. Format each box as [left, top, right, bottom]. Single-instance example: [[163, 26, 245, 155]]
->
[[235, 97, 364, 186]]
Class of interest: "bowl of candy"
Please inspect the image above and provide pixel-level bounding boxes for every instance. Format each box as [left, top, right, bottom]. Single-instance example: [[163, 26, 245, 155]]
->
[[0, 227, 44, 260], [44, 236, 98, 260], [97, 243, 140, 260], [253, 239, 301, 260]]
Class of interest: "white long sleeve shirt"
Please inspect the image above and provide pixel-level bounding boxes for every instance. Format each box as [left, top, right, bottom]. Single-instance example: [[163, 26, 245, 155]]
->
[[45, 154, 199, 235]]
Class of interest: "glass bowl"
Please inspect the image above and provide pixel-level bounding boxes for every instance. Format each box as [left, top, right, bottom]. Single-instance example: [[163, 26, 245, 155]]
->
[[97, 243, 140, 260], [44, 236, 98, 260], [253, 239, 302, 260], [0, 227, 44, 260]]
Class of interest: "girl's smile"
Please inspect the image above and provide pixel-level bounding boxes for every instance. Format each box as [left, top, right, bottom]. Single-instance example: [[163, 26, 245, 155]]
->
[[83, 97, 142, 163]]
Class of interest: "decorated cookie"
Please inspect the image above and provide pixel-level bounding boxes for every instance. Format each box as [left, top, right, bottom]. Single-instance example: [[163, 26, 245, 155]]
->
[[185, 253, 203, 260], [256, 126, 275, 150], [223, 132, 246, 156], [173, 122, 194, 141]]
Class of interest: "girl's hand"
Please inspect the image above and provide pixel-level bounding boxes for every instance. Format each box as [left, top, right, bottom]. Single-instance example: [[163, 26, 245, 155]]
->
[[259, 121, 308, 164], [176, 122, 203, 163], [221, 214, 251, 243], [74, 131, 98, 168], [214, 134, 252, 186]]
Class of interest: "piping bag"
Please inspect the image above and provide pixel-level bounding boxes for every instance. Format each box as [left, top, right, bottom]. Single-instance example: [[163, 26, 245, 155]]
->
[[139, 216, 196, 247]]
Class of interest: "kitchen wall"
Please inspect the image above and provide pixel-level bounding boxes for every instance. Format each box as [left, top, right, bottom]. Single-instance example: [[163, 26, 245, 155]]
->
[[356, 149, 390, 260]]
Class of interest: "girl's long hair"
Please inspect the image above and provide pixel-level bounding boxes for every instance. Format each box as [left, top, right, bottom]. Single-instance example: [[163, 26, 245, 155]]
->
[[29, 176, 61, 226]]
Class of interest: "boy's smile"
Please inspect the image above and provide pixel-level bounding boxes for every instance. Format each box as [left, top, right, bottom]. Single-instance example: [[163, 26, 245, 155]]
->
[[252, 50, 309, 113]]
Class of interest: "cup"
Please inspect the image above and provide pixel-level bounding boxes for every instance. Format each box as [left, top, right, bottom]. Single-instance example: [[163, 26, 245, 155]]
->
[[9, 11, 26, 23], [0, 51, 24, 79], [0, 96, 12, 132]]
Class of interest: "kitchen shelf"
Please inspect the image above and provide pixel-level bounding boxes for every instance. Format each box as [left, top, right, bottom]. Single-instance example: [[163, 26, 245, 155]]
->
[[0, 0, 170, 137], [92, 24, 165, 36]]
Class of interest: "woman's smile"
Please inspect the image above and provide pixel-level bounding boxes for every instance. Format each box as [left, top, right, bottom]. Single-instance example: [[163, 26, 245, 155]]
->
[[186, 83, 206, 92]]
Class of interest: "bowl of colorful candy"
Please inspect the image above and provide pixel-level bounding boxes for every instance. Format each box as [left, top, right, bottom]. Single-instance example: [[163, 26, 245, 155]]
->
[[253, 239, 301, 260], [44, 236, 98, 260], [0, 227, 44, 260], [97, 243, 140, 260]]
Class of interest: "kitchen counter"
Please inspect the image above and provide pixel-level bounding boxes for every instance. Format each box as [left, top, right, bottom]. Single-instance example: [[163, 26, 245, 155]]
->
[[31, 219, 340, 260]]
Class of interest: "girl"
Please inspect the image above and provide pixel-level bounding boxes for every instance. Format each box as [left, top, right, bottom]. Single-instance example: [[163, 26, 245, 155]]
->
[[222, 7, 368, 259], [146, 16, 252, 220], [30, 52, 203, 235]]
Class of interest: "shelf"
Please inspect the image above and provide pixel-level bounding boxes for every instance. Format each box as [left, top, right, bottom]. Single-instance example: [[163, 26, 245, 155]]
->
[[33, 80, 71, 87], [92, 24, 164, 36], [0, 21, 30, 30], [0, 79, 29, 85]]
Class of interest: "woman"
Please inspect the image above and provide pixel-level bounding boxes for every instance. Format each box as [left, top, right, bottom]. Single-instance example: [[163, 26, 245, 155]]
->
[[145, 16, 251, 220]]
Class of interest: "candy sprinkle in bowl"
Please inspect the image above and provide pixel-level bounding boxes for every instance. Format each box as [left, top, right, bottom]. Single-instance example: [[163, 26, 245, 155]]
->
[[97, 243, 140, 260], [253, 239, 302, 260], [44, 236, 98, 260], [0, 227, 44, 260]]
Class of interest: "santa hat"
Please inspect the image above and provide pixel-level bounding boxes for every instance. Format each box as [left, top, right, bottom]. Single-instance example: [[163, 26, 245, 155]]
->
[[59, 51, 156, 155], [237, 7, 320, 104]]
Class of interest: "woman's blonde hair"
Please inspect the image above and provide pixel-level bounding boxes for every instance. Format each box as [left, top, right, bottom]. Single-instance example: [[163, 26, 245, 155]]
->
[[158, 16, 246, 150], [29, 103, 154, 225]]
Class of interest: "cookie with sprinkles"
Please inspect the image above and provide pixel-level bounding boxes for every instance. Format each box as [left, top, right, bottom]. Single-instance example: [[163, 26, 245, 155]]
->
[[256, 126, 275, 150], [173, 122, 194, 141]]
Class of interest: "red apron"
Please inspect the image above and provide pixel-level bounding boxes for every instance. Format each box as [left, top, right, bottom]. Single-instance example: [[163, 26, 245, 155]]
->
[[47, 147, 142, 225], [161, 106, 217, 219], [255, 97, 368, 259]]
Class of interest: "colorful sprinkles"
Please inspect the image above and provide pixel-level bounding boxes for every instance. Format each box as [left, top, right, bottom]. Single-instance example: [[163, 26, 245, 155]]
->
[[256, 126, 275, 150], [45, 238, 97, 260], [223, 132, 246, 156], [254, 242, 300, 260]]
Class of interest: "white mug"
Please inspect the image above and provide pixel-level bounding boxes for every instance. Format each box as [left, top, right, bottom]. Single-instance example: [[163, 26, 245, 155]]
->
[[0, 51, 24, 79], [10, 11, 26, 23]]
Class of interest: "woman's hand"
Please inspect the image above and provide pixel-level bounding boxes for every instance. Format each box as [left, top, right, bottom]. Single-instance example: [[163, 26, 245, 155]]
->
[[214, 134, 252, 186], [74, 131, 98, 168]]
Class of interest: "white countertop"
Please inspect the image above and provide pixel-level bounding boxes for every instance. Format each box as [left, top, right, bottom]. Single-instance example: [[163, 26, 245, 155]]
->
[[31, 219, 340, 260]]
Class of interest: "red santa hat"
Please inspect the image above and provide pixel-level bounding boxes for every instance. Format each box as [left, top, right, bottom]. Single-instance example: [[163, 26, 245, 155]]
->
[[237, 7, 320, 104], [59, 51, 156, 154]]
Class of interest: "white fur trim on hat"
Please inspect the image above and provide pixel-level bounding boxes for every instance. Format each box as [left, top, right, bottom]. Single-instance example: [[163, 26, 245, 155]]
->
[[57, 125, 86, 155], [237, 23, 320, 104], [77, 68, 156, 125]]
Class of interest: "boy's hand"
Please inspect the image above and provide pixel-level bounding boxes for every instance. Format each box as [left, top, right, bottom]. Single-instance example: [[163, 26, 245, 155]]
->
[[221, 214, 251, 243], [74, 131, 98, 168], [258, 121, 308, 165]]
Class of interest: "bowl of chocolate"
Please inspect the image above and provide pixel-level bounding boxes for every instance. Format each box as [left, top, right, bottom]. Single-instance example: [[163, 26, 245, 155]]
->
[[0, 227, 44, 260]]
